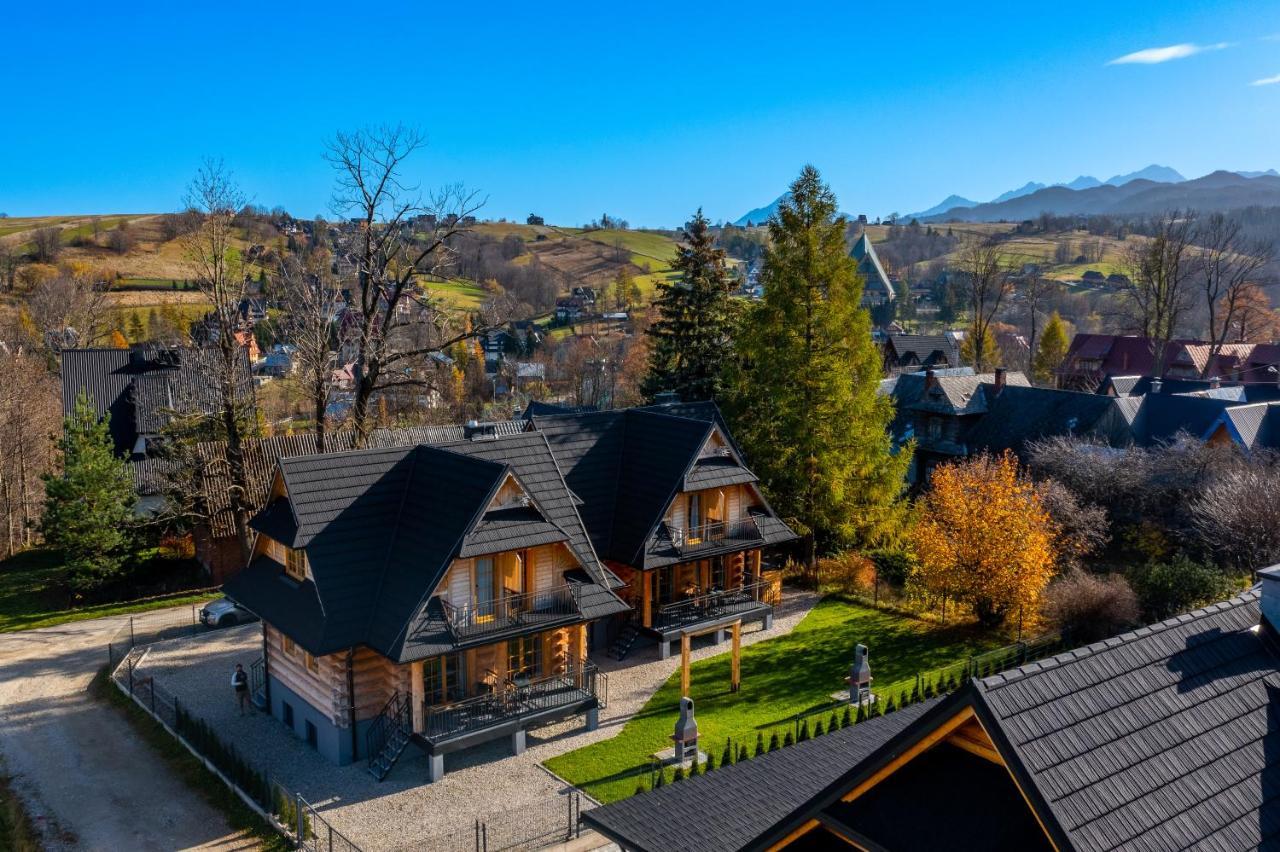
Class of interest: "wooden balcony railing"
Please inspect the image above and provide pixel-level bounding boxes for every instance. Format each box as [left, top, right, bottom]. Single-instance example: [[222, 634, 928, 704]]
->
[[440, 585, 580, 641], [668, 517, 762, 555], [421, 660, 605, 744], [654, 578, 772, 631]]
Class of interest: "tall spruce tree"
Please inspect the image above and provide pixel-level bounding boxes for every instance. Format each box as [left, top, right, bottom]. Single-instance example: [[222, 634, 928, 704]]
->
[[725, 166, 909, 565], [641, 209, 734, 402], [41, 391, 137, 592]]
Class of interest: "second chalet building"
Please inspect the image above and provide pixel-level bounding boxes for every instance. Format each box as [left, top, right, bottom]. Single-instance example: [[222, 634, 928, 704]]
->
[[223, 403, 796, 779]]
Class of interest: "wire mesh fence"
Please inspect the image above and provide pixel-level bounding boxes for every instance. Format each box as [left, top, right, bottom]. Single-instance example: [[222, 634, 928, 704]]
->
[[419, 793, 592, 852], [106, 624, 360, 851]]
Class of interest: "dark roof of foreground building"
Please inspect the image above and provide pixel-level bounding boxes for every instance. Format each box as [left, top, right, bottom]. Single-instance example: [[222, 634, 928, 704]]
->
[[961, 384, 1136, 457], [582, 699, 937, 852], [531, 403, 795, 569], [224, 430, 626, 660], [589, 585, 1280, 852]]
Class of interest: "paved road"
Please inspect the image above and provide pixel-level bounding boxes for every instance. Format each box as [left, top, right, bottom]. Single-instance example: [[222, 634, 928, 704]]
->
[[0, 609, 254, 851]]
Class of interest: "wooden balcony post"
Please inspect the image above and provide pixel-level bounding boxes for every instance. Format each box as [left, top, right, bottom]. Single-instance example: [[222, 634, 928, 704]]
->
[[680, 633, 691, 696], [751, 549, 762, 584], [642, 571, 652, 628], [731, 620, 742, 692], [410, 660, 425, 733]]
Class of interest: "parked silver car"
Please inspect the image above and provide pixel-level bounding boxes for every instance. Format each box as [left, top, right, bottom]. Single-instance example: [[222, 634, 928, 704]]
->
[[199, 596, 258, 628]]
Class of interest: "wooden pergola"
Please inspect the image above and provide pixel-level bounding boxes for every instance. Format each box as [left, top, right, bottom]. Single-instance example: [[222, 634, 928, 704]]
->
[[679, 618, 742, 696]]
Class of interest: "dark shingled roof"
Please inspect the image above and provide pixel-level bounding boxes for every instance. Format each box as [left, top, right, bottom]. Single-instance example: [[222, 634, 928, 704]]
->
[[61, 346, 246, 457], [225, 430, 627, 661], [196, 422, 525, 539], [973, 588, 1280, 852], [582, 699, 936, 852], [532, 405, 795, 569], [963, 385, 1137, 458]]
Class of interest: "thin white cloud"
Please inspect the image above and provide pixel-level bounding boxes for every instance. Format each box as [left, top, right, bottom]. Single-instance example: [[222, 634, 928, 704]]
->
[[1252, 73, 1280, 86], [1107, 42, 1230, 65]]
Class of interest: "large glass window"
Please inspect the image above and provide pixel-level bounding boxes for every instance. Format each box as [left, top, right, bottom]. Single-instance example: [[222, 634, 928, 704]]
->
[[284, 547, 306, 581], [424, 653, 465, 704], [508, 635, 542, 682]]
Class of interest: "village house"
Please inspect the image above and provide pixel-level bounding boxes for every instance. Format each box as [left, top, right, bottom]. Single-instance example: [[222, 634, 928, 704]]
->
[[530, 402, 797, 661], [850, 232, 895, 309], [583, 575, 1280, 851], [216, 403, 796, 777], [222, 428, 630, 779], [881, 331, 965, 376]]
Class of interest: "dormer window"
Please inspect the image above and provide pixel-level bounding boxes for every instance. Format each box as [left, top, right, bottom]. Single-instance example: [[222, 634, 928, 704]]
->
[[285, 547, 306, 582]]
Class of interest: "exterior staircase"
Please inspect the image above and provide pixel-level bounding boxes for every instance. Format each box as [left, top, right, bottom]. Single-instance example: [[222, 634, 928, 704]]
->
[[366, 691, 413, 781], [607, 620, 641, 661]]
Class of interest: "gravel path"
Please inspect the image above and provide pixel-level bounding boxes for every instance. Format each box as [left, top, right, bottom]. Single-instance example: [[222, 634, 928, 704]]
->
[[134, 591, 820, 851], [0, 608, 251, 851]]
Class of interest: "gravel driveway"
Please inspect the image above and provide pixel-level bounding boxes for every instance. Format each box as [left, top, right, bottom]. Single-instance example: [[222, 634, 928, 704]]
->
[[133, 591, 820, 851], [0, 608, 251, 851]]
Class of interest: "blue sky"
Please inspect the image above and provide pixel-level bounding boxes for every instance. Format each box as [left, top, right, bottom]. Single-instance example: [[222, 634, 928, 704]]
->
[[2, 1, 1279, 226]]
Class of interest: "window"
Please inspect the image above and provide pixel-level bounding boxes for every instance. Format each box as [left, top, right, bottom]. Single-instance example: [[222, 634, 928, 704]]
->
[[928, 418, 942, 440], [281, 635, 296, 655], [474, 557, 496, 617], [303, 652, 318, 674], [508, 635, 542, 681], [424, 653, 465, 705], [688, 493, 703, 530], [284, 547, 306, 581], [282, 701, 294, 728]]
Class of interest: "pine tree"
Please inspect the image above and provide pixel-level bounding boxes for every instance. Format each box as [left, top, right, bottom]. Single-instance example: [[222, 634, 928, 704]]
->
[[841, 706, 852, 728], [704, 751, 717, 772], [641, 209, 735, 402], [721, 741, 733, 766], [654, 767, 666, 788], [783, 730, 795, 747], [41, 391, 138, 592], [738, 744, 749, 763], [725, 166, 910, 564], [1033, 311, 1069, 385], [127, 313, 146, 344], [672, 765, 685, 782], [856, 702, 867, 723], [829, 711, 840, 731], [798, 720, 810, 742], [813, 719, 825, 737], [755, 732, 765, 756]]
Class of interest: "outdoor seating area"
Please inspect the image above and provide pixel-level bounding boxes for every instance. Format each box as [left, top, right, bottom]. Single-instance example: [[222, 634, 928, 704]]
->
[[653, 579, 773, 632]]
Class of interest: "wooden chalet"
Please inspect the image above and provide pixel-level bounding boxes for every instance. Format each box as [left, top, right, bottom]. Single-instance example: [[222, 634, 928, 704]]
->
[[222, 403, 795, 779], [531, 402, 797, 660], [223, 430, 628, 780]]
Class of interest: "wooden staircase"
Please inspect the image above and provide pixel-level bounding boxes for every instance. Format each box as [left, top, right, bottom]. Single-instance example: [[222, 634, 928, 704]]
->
[[366, 691, 413, 781]]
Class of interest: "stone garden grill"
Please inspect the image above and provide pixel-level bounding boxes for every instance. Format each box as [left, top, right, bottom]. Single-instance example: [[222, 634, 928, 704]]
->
[[672, 697, 699, 763], [847, 644, 873, 706]]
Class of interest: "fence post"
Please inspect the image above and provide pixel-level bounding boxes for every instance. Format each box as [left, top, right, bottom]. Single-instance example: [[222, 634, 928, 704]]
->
[[296, 793, 304, 843], [150, 682, 156, 716], [475, 818, 480, 852], [328, 823, 333, 852], [129, 616, 135, 648], [128, 656, 135, 695]]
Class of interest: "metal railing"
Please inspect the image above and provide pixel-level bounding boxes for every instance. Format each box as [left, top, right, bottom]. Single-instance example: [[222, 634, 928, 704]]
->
[[654, 578, 772, 631], [249, 656, 267, 707], [440, 586, 580, 640], [668, 516, 761, 554], [365, 691, 412, 779], [422, 660, 605, 743]]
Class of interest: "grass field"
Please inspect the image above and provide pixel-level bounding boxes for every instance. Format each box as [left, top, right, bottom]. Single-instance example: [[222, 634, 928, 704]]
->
[[578, 229, 678, 268], [423, 278, 487, 309], [544, 597, 1001, 803], [0, 550, 218, 633]]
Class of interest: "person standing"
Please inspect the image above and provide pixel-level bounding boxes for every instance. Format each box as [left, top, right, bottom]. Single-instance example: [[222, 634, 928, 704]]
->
[[232, 663, 249, 716]]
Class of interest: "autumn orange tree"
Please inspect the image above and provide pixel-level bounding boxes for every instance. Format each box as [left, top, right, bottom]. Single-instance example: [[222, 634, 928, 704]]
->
[[912, 452, 1057, 630]]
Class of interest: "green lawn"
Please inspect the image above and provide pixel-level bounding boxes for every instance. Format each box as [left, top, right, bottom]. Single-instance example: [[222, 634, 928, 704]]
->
[[544, 597, 1002, 803], [579, 229, 677, 268], [0, 550, 218, 633]]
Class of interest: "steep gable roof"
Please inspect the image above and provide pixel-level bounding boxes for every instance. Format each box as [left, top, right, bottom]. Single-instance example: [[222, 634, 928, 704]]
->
[[963, 385, 1134, 457], [851, 232, 893, 300]]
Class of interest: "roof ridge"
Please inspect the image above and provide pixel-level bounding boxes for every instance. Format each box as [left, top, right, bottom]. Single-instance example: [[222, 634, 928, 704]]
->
[[981, 589, 1259, 691], [362, 447, 422, 641]]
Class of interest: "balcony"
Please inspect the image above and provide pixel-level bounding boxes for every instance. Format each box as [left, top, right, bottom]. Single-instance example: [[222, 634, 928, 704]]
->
[[668, 517, 762, 556], [419, 660, 606, 750], [653, 578, 773, 633], [440, 585, 582, 642]]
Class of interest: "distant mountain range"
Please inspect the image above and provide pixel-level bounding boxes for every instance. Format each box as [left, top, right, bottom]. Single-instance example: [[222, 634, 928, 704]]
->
[[734, 165, 1280, 227], [918, 170, 1280, 223]]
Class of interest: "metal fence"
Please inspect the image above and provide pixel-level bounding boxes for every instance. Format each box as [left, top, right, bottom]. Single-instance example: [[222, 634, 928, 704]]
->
[[420, 792, 593, 852], [107, 607, 204, 671], [107, 625, 362, 852]]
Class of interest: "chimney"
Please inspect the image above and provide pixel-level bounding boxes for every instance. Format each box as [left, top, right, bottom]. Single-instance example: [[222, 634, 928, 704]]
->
[[1150, 378, 1163, 395], [652, 390, 680, 406], [1209, 375, 1221, 390], [924, 369, 937, 391], [994, 367, 1007, 393], [1259, 566, 1280, 633]]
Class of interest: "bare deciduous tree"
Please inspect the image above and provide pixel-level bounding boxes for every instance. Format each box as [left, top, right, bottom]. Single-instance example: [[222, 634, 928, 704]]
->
[[1189, 463, 1280, 573], [0, 348, 60, 556], [1196, 212, 1275, 374], [1124, 210, 1197, 376], [179, 160, 256, 563], [276, 250, 341, 452], [1021, 271, 1052, 380], [30, 227, 62, 263], [954, 237, 1013, 372], [25, 273, 112, 354], [326, 124, 501, 446]]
